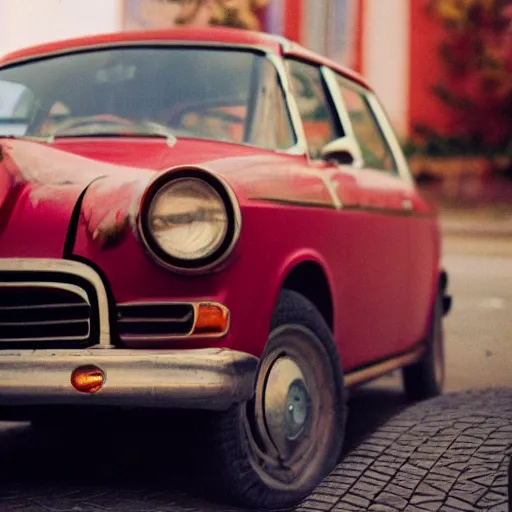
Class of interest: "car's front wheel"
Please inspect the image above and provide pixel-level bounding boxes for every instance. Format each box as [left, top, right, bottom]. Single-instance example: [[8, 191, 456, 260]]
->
[[204, 290, 346, 510]]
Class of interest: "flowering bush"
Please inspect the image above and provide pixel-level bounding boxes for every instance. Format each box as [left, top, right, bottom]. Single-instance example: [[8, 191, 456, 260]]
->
[[423, 0, 512, 155]]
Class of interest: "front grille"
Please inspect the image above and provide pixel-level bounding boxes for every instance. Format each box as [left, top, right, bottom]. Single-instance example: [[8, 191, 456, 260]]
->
[[0, 282, 91, 344], [117, 303, 195, 340]]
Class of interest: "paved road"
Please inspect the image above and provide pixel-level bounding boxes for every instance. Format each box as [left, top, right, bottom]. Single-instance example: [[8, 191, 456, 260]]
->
[[442, 235, 512, 391], [0, 234, 510, 511]]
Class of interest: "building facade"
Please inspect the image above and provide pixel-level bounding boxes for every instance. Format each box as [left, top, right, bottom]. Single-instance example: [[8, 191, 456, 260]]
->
[[0, 0, 448, 141], [266, 0, 441, 141]]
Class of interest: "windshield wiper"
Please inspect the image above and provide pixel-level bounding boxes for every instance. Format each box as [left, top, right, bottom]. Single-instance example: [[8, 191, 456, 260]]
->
[[46, 120, 177, 147], [47, 130, 177, 147]]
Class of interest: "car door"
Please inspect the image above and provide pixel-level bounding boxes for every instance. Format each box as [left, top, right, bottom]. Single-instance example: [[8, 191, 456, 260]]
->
[[325, 69, 418, 358], [285, 57, 409, 370], [350, 82, 438, 354]]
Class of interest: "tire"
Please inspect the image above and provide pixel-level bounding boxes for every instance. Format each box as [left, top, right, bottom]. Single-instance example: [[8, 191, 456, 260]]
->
[[298, 388, 512, 512], [508, 457, 512, 508], [30, 414, 80, 432], [402, 290, 445, 401], [30, 409, 116, 433], [203, 289, 347, 510]]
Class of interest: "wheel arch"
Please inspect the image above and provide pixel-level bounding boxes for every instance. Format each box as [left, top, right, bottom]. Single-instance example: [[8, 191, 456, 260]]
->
[[276, 251, 335, 332]]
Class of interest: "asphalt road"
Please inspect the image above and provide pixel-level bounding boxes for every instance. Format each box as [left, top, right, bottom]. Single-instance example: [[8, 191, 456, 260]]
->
[[0, 233, 510, 512], [442, 235, 512, 391]]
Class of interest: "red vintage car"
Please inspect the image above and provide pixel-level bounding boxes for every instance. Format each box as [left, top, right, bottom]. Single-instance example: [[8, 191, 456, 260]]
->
[[0, 28, 451, 508]]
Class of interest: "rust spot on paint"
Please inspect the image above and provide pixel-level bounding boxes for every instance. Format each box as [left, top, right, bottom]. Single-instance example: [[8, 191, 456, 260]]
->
[[81, 176, 149, 250], [91, 216, 130, 249], [0, 145, 3, 162]]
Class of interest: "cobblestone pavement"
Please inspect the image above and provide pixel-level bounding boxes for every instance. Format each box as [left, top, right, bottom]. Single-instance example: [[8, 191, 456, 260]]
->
[[0, 387, 407, 512], [299, 388, 512, 512]]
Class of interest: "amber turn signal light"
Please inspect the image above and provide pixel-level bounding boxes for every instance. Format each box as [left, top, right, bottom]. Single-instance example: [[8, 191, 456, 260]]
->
[[193, 303, 230, 335], [71, 365, 105, 394]]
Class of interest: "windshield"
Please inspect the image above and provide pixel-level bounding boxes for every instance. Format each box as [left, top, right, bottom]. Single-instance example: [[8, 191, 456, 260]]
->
[[0, 47, 296, 151]]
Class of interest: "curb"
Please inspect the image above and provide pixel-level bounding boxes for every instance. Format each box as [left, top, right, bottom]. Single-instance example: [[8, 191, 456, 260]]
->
[[440, 217, 512, 238], [442, 226, 512, 238]]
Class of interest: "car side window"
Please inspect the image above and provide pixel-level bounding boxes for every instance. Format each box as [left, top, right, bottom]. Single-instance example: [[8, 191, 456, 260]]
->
[[334, 75, 397, 173], [286, 59, 342, 159]]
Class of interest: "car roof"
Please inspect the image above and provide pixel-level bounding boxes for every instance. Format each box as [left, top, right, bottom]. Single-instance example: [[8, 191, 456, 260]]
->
[[0, 27, 371, 91]]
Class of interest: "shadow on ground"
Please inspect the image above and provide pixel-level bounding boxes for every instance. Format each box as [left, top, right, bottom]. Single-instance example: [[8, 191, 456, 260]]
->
[[0, 384, 407, 512]]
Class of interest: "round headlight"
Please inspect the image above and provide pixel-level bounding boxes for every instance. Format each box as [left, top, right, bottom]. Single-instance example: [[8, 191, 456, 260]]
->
[[138, 168, 241, 272], [149, 178, 228, 261]]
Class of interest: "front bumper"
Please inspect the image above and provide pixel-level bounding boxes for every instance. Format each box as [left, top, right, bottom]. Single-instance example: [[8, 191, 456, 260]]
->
[[0, 348, 258, 411]]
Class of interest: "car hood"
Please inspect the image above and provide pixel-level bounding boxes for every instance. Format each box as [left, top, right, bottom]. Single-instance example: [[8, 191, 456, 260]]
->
[[0, 138, 156, 257], [0, 137, 321, 257]]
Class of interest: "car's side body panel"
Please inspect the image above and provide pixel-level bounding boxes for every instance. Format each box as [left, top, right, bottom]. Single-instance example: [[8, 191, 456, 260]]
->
[[404, 204, 441, 351]]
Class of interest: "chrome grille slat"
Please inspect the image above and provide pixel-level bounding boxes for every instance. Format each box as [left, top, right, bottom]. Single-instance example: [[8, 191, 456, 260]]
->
[[0, 281, 92, 344], [117, 303, 195, 339], [0, 304, 89, 323], [0, 302, 85, 311], [0, 282, 89, 303], [119, 313, 193, 324], [0, 318, 88, 326], [0, 335, 90, 343]]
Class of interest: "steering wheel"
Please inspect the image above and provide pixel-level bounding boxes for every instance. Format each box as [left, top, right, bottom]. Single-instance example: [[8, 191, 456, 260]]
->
[[48, 114, 139, 136]]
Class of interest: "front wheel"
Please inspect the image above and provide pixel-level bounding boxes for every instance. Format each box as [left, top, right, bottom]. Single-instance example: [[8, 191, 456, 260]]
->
[[203, 290, 346, 510], [402, 290, 445, 401]]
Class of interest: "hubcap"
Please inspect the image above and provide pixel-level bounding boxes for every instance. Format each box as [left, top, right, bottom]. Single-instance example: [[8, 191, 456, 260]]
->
[[263, 357, 310, 457], [242, 325, 339, 490], [286, 379, 310, 440]]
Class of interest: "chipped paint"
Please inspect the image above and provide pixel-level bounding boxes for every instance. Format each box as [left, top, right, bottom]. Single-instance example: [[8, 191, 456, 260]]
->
[[81, 176, 152, 249], [0, 138, 156, 250]]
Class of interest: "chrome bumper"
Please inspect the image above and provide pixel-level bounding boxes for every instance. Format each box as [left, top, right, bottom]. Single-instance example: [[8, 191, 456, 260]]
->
[[0, 348, 258, 411]]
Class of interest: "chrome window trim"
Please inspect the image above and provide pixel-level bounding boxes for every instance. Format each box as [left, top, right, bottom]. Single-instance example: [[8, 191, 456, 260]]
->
[[321, 67, 358, 142], [366, 92, 415, 185], [282, 57, 347, 162], [320, 66, 363, 169], [266, 52, 308, 157], [325, 70, 414, 184], [0, 259, 112, 348], [269, 34, 294, 54]]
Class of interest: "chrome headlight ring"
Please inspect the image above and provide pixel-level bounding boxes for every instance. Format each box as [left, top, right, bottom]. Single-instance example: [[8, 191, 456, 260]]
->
[[137, 166, 241, 274]]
